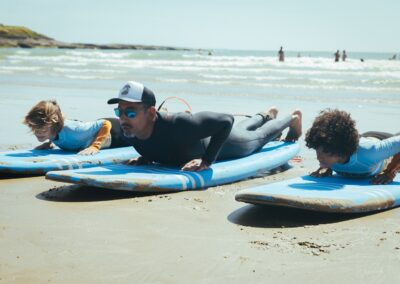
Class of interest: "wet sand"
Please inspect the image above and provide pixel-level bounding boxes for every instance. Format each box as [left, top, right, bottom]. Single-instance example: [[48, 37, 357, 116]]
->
[[1, 84, 399, 283], [1, 158, 400, 283]]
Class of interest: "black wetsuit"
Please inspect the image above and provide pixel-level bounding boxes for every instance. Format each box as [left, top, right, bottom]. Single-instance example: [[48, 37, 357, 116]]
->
[[125, 111, 292, 166], [361, 131, 399, 140]]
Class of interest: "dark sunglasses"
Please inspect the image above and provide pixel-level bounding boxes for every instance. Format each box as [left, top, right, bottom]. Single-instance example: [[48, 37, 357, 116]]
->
[[114, 108, 137, 119]]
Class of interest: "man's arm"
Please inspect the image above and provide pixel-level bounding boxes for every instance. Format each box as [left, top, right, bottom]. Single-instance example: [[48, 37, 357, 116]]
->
[[178, 111, 234, 167]]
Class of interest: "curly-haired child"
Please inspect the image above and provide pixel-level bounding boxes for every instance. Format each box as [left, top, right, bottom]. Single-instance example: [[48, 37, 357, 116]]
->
[[305, 109, 400, 184]]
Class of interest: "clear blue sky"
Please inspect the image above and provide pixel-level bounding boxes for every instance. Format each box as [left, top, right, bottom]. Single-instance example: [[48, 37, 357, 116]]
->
[[1, 0, 399, 52]]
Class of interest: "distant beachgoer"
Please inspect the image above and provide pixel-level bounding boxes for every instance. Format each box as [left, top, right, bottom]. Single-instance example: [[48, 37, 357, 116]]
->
[[24, 100, 129, 154], [208, 51, 212, 56], [360, 58, 364, 62], [334, 50, 340, 62], [278, 46, 285, 62], [389, 54, 397, 60], [342, 50, 347, 61], [305, 109, 400, 185]]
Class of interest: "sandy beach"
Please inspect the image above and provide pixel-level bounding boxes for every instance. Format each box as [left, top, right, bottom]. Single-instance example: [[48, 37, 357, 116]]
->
[[1, 48, 400, 283], [1, 156, 400, 283]]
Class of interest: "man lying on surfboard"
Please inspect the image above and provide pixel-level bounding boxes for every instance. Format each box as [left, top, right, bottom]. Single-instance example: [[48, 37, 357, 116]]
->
[[107, 81, 302, 172], [305, 109, 400, 184]]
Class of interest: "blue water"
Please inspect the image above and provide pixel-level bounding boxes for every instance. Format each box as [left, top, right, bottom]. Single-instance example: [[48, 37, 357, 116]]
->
[[0, 48, 399, 150]]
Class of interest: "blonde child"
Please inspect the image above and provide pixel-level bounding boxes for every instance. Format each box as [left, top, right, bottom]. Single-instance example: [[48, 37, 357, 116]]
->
[[24, 100, 128, 155]]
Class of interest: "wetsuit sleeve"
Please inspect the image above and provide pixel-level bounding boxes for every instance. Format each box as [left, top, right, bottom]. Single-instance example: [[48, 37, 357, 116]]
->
[[176, 111, 234, 165], [365, 135, 400, 163], [89, 120, 112, 150], [382, 153, 400, 180]]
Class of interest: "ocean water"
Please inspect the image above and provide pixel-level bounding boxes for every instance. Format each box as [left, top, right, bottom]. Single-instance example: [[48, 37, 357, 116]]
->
[[0, 48, 399, 150]]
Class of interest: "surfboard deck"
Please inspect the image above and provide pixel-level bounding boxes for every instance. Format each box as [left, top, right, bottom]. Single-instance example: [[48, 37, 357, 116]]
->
[[235, 175, 400, 213], [0, 147, 138, 175], [46, 141, 300, 192]]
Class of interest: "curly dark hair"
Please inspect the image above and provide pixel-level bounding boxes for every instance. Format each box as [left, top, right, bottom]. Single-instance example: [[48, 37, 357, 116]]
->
[[305, 109, 359, 157]]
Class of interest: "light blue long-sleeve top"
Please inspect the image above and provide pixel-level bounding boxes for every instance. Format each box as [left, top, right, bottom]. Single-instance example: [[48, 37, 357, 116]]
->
[[332, 136, 400, 177], [51, 119, 105, 151]]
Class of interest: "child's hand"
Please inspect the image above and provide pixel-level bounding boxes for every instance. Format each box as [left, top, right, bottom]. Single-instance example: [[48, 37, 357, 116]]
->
[[370, 172, 394, 185], [310, 167, 333, 178], [78, 146, 100, 156], [34, 141, 54, 150]]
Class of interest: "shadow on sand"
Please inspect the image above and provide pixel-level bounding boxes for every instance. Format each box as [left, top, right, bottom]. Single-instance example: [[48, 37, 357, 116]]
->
[[36, 184, 164, 202], [227, 204, 373, 228], [0, 172, 42, 180]]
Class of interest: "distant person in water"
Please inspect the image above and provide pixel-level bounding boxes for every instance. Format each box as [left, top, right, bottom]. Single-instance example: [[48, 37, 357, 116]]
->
[[360, 58, 365, 62], [334, 50, 340, 62], [342, 50, 347, 61], [108, 81, 302, 172], [23, 100, 129, 154], [305, 109, 400, 184], [278, 46, 285, 62], [389, 54, 397, 60]]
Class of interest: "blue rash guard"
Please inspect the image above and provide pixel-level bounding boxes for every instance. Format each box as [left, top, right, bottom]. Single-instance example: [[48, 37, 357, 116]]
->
[[51, 119, 105, 151], [332, 136, 400, 177]]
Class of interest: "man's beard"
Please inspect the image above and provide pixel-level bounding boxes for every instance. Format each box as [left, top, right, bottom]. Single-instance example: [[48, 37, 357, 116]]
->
[[120, 123, 136, 138], [122, 130, 136, 138]]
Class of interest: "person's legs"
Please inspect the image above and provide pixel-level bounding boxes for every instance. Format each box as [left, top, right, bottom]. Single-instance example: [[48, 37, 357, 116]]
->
[[284, 110, 302, 142], [251, 114, 293, 142], [361, 131, 393, 140], [235, 106, 278, 131], [218, 114, 294, 160]]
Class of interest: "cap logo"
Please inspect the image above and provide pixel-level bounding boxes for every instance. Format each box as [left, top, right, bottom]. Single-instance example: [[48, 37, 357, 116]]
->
[[121, 84, 130, 96]]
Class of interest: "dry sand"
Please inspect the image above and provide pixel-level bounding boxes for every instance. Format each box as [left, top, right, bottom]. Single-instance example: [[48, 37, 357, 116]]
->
[[1, 108, 399, 282], [1, 46, 399, 283], [1, 158, 400, 284]]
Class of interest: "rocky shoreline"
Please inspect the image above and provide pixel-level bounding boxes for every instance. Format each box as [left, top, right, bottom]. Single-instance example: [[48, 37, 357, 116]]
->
[[0, 24, 190, 51]]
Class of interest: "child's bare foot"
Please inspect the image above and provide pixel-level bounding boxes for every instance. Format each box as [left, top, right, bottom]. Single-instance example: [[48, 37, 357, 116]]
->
[[284, 110, 302, 142]]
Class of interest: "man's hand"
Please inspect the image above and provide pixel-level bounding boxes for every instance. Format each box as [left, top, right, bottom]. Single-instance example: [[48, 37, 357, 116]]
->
[[370, 172, 395, 185], [124, 156, 152, 166], [78, 146, 100, 156], [310, 167, 333, 178], [181, 159, 210, 172], [34, 141, 54, 150]]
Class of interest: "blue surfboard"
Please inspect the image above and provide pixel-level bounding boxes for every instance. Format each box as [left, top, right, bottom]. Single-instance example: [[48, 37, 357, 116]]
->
[[235, 175, 400, 213], [45, 141, 300, 192], [0, 147, 138, 175]]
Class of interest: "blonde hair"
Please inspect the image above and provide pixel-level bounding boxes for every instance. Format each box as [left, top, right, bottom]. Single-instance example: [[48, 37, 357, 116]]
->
[[23, 100, 64, 134]]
